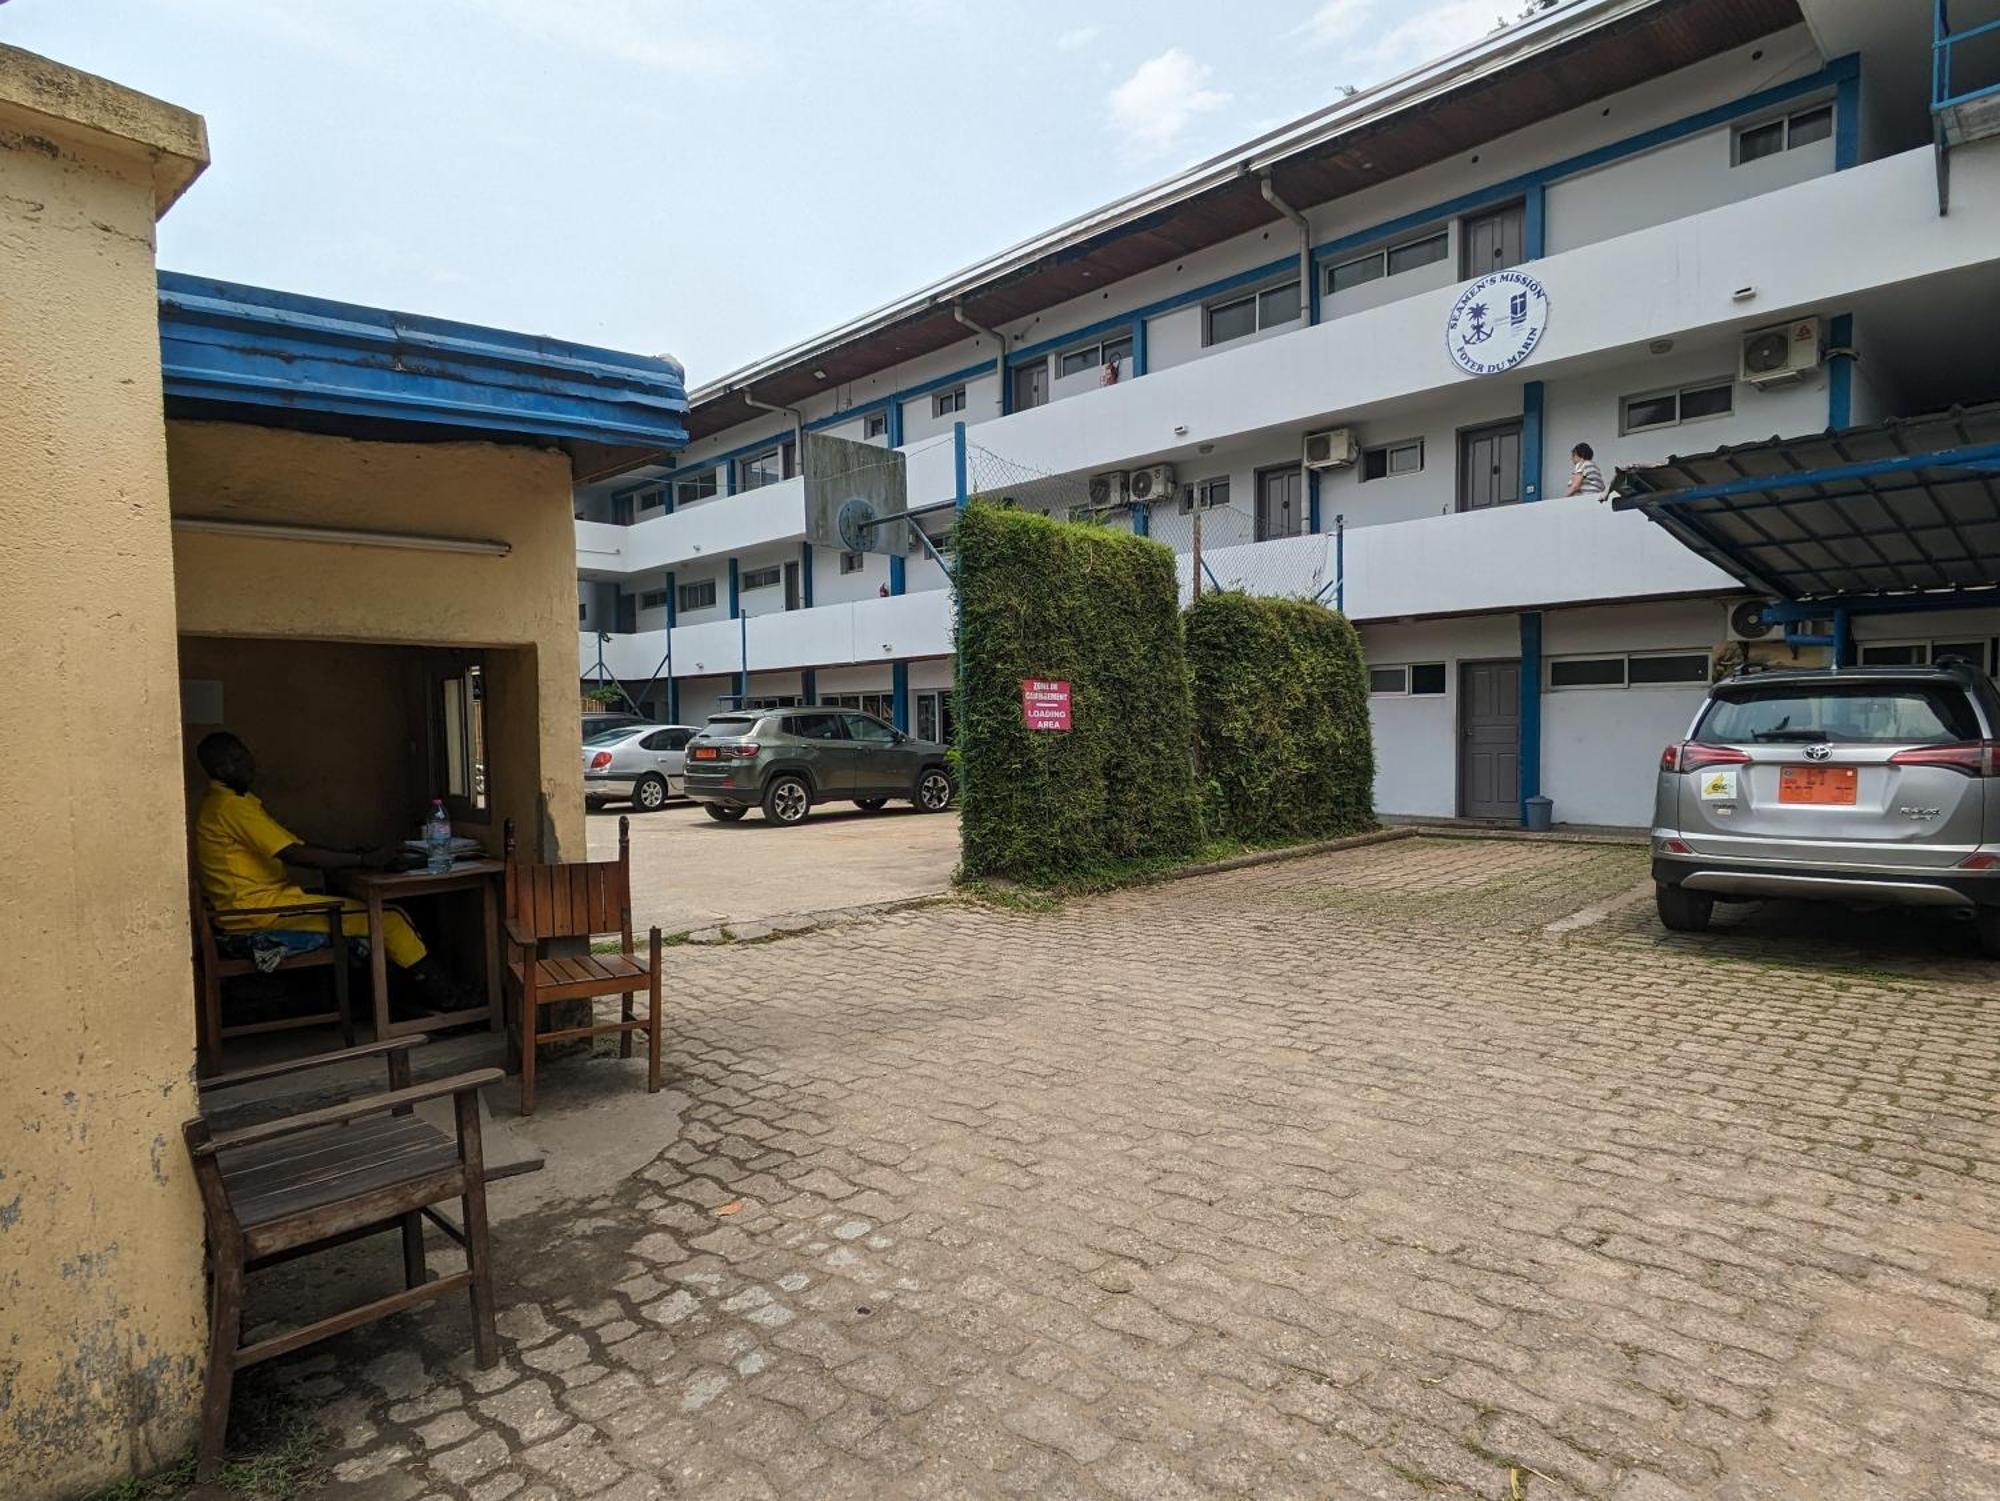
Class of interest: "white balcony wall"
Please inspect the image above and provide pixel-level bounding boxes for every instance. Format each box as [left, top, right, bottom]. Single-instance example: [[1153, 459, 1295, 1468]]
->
[[585, 592, 954, 684], [574, 476, 809, 579]]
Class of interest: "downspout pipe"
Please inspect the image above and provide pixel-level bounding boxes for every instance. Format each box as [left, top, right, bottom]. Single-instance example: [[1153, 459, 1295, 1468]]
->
[[739, 389, 806, 456], [1258, 169, 1314, 325], [952, 299, 1007, 412]]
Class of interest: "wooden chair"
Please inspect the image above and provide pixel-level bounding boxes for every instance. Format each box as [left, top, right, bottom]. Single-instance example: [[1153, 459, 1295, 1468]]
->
[[501, 816, 661, 1116], [191, 870, 354, 1078], [184, 1037, 501, 1481]]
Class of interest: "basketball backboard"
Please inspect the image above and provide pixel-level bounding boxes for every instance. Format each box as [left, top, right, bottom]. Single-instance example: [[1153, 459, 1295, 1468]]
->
[[803, 431, 908, 554]]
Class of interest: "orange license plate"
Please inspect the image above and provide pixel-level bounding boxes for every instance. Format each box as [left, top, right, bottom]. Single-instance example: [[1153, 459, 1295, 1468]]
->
[[1779, 765, 1857, 806], [691, 747, 718, 760]]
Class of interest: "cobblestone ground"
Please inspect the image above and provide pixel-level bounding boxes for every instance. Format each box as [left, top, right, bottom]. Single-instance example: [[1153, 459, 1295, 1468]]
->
[[260, 836, 2000, 1501]]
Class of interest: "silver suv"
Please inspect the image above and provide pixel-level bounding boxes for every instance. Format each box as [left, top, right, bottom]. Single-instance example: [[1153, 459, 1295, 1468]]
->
[[1652, 662, 2000, 955], [685, 708, 954, 826]]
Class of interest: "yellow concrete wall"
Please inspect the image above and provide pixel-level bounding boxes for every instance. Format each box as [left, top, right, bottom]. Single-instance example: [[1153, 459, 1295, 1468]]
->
[[0, 53, 209, 1500], [166, 422, 587, 864]]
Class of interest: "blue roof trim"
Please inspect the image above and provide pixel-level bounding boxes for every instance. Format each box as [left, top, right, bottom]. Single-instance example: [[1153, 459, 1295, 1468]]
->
[[158, 272, 689, 450]]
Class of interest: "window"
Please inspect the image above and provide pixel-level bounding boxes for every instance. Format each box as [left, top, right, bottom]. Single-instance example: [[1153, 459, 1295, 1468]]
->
[[1326, 231, 1449, 297], [639, 589, 669, 610], [1549, 651, 1711, 689], [439, 663, 488, 816], [643, 728, 693, 752], [864, 412, 887, 439], [740, 566, 781, 592], [824, 692, 895, 720], [1057, 333, 1135, 380], [579, 601, 587, 623], [785, 712, 847, 741], [934, 385, 966, 417], [1361, 439, 1424, 481], [677, 578, 717, 612], [1697, 681, 1979, 745], [674, 470, 718, 507], [634, 486, 665, 514], [1620, 379, 1735, 434], [1859, 639, 1993, 672], [738, 447, 785, 491], [1368, 663, 1447, 696], [843, 713, 898, 745], [1206, 279, 1300, 346], [839, 551, 865, 575], [1735, 104, 1834, 166], [1181, 476, 1229, 512]]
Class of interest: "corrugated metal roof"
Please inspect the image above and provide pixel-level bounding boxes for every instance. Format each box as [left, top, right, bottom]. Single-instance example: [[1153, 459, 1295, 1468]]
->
[[1610, 403, 2000, 602], [686, 0, 1802, 439]]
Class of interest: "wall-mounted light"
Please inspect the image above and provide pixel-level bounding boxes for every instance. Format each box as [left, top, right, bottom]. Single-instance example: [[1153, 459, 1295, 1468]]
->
[[1732, 286, 1757, 302], [812, 369, 828, 381], [1173, 424, 1189, 436], [1648, 338, 1674, 355], [171, 515, 511, 556]]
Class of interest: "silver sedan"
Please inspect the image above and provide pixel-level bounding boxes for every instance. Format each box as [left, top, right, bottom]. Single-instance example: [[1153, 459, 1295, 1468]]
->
[[583, 724, 697, 812]]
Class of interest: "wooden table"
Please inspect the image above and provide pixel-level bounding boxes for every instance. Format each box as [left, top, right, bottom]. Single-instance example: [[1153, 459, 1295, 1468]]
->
[[333, 860, 505, 1042]]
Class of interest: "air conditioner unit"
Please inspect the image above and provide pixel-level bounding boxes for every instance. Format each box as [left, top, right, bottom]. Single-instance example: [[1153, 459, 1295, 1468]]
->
[[1088, 470, 1129, 508], [1727, 599, 1775, 641], [1739, 318, 1821, 387], [1126, 463, 1176, 504], [1303, 427, 1359, 470]]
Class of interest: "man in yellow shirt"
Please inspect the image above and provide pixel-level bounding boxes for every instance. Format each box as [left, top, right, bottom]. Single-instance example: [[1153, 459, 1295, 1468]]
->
[[193, 731, 458, 1012]]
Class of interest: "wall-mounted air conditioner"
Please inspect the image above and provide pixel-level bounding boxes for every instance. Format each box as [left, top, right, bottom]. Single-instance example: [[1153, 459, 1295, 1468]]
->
[[1088, 471, 1129, 507], [1739, 318, 1821, 387], [1126, 464, 1176, 505], [1303, 428, 1359, 470]]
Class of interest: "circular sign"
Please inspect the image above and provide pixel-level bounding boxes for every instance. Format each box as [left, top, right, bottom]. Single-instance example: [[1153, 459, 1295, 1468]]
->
[[836, 496, 877, 553], [1445, 269, 1550, 377]]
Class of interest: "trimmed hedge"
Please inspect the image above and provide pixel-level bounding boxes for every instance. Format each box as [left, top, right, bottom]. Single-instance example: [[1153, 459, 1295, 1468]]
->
[[1184, 590, 1375, 842], [957, 502, 1203, 882]]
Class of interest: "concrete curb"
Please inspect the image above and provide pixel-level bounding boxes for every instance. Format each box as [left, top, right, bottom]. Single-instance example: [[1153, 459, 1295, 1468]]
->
[[1148, 826, 1418, 883], [1405, 823, 1648, 848]]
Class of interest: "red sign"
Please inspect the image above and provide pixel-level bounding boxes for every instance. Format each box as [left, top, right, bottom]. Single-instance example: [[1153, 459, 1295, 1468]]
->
[[1022, 678, 1071, 732]]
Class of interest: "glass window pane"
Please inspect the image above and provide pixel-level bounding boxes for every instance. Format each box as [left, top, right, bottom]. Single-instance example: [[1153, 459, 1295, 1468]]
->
[[1361, 448, 1388, 482], [1858, 643, 1927, 665], [1628, 653, 1711, 685], [1550, 657, 1627, 688], [1388, 441, 1423, 474], [1368, 666, 1407, 695], [1058, 348, 1096, 379], [1102, 335, 1133, 367], [1678, 383, 1733, 420], [1410, 663, 1447, 696], [1208, 295, 1257, 344], [1788, 105, 1833, 148], [1386, 233, 1448, 276], [1737, 119, 1785, 164], [1623, 393, 1679, 431], [1258, 280, 1301, 327], [1329, 254, 1383, 295], [844, 714, 897, 745], [1933, 642, 1987, 670]]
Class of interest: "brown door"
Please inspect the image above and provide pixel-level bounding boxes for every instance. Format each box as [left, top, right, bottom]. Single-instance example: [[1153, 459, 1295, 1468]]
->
[[1011, 361, 1048, 412], [1459, 660, 1520, 820], [1458, 421, 1522, 512], [1461, 201, 1525, 278], [1256, 465, 1305, 540]]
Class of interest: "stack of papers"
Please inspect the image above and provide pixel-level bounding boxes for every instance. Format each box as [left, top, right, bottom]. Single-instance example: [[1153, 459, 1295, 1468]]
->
[[402, 835, 485, 858]]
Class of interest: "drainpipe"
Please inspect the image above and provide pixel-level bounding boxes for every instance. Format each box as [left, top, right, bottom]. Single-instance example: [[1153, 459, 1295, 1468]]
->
[[952, 299, 1007, 414], [739, 389, 806, 460], [1258, 170, 1315, 326]]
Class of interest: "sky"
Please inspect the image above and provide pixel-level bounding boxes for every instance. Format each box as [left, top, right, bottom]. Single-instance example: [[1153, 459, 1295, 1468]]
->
[[1, 0, 1520, 380]]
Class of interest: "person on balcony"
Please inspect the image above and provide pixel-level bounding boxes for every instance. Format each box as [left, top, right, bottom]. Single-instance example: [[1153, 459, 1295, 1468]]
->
[[192, 731, 459, 1014], [1566, 441, 1605, 497]]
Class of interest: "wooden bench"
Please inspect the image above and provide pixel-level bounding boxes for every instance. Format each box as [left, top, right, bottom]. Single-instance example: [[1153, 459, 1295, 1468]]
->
[[184, 1038, 501, 1480]]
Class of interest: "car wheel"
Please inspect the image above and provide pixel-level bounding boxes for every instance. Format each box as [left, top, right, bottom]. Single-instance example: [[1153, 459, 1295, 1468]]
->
[[703, 804, 747, 822], [634, 774, 669, 812], [1655, 882, 1713, 933], [763, 775, 812, 825], [914, 767, 955, 812], [1976, 908, 2000, 959], [855, 797, 889, 811]]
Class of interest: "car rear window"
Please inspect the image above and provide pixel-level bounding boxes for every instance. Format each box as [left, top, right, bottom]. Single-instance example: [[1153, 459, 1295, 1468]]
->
[[1697, 682, 1981, 745], [584, 726, 642, 746], [703, 715, 762, 738]]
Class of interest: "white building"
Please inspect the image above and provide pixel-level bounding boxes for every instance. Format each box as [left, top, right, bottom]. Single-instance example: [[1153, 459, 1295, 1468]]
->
[[576, 0, 2000, 828]]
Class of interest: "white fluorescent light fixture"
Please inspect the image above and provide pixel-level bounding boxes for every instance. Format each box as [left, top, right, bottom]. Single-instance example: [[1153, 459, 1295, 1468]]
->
[[172, 515, 512, 557]]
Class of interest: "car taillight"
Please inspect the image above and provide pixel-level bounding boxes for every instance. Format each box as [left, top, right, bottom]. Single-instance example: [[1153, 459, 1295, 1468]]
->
[[1663, 742, 1751, 773], [724, 742, 760, 759], [1958, 852, 2000, 870], [1887, 741, 2000, 777], [589, 751, 612, 770]]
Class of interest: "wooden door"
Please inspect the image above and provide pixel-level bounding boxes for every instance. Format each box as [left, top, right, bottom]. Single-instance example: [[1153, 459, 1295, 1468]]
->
[[1459, 660, 1520, 820]]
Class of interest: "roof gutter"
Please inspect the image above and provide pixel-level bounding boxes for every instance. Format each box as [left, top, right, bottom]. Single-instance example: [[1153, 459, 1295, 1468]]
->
[[951, 299, 1006, 410], [1257, 170, 1314, 325]]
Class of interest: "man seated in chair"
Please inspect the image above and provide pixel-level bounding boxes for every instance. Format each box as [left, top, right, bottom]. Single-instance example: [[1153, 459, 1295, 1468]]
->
[[193, 731, 461, 1014]]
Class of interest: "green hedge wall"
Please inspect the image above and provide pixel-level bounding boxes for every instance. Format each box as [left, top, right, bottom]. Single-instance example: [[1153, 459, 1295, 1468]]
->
[[957, 502, 1202, 882], [1184, 590, 1375, 843]]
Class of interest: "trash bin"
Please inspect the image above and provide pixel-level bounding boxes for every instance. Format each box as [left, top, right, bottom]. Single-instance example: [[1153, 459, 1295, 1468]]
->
[[1523, 795, 1553, 833]]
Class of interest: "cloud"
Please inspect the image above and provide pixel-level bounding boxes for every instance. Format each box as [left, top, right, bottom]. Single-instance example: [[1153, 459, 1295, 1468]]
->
[[1298, 0, 1507, 80], [1106, 48, 1231, 161], [1057, 25, 1101, 52]]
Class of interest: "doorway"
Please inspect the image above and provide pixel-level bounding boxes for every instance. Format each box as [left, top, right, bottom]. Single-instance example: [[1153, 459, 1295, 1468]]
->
[[1255, 465, 1305, 541], [784, 560, 801, 612], [1011, 361, 1049, 412], [1458, 659, 1520, 820], [1461, 201, 1525, 278], [1458, 421, 1523, 512]]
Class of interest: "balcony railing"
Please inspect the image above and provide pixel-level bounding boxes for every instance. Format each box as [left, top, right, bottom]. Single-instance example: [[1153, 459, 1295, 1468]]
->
[[580, 589, 953, 683]]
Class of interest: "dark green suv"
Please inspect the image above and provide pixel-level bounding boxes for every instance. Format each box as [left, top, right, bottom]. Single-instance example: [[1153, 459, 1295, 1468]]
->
[[684, 708, 955, 826]]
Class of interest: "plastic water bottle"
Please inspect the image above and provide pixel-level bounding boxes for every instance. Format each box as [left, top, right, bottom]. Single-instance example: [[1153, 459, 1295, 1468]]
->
[[426, 799, 453, 874]]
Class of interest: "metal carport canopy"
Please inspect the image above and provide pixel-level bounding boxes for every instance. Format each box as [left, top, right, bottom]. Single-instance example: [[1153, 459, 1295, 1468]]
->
[[1610, 402, 2000, 609]]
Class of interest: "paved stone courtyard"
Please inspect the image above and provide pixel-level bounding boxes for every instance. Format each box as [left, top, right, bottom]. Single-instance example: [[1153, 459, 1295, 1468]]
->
[[253, 836, 2000, 1501]]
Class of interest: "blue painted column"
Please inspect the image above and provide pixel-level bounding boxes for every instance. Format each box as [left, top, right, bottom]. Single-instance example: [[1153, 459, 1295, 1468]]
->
[[1519, 611, 1543, 824], [1828, 313, 1855, 429], [1523, 182, 1546, 260], [728, 558, 740, 617], [722, 459, 736, 497], [802, 668, 818, 703], [736, 611, 748, 703], [886, 401, 904, 449], [664, 571, 678, 722], [1520, 381, 1545, 503], [891, 661, 909, 732], [1132, 502, 1150, 538], [668, 679, 680, 724], [1835, 66, 1860, 171], [953, 420, 969, 512], [1129, 318, 1147, 377], [800, 539, 815, 608], [1307, 470, 1322, 533]]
